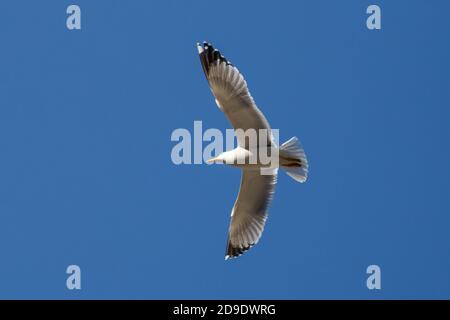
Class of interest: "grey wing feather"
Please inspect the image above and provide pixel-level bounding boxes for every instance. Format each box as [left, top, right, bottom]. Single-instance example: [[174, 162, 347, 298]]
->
[[225, 169, 278, 259], [197, 42, 272, 148]]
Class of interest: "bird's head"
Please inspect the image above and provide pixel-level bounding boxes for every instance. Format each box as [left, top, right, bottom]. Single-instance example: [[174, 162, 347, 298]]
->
[[206, 152, 232, 164], [206, 156, 224, 164]]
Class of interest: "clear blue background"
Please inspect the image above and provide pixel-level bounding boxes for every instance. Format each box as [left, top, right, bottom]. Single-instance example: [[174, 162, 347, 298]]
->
[[0, 0, 449, 299]]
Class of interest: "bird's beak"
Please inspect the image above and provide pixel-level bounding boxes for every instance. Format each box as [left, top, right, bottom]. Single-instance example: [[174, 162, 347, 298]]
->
[[206, 157, 217, 164]]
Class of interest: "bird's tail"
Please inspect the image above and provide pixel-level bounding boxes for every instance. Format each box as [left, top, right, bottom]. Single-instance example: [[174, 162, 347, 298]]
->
[[279, 137, 308, 183]]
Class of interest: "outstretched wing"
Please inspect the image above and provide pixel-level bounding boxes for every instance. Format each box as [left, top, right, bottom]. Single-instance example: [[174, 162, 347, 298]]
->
[[197, 42, 272, 148], [225, 169, 278, 259]]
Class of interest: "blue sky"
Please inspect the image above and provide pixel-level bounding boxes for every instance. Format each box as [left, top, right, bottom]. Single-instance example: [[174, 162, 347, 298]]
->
[[0, 0, 449, 299]]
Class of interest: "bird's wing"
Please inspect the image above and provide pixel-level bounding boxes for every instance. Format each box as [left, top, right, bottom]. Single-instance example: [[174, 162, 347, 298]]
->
[[225, 169, 278, 259], [197, 42, 273, 148]]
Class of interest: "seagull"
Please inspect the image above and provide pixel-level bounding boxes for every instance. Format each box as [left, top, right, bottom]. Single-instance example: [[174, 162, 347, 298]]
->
[[197, 42, 309, 259]]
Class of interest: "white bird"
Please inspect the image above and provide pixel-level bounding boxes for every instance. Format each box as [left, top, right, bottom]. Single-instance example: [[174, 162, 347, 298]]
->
[[197, 42, 309, 259]]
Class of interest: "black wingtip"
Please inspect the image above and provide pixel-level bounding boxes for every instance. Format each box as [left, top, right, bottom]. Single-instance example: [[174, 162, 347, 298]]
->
[[197, 41, 233, 77], [225, 240, 255, 260]]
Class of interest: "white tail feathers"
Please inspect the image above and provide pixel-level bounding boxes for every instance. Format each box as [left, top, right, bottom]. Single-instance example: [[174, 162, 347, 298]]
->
[[279, 137, 308, 183]]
